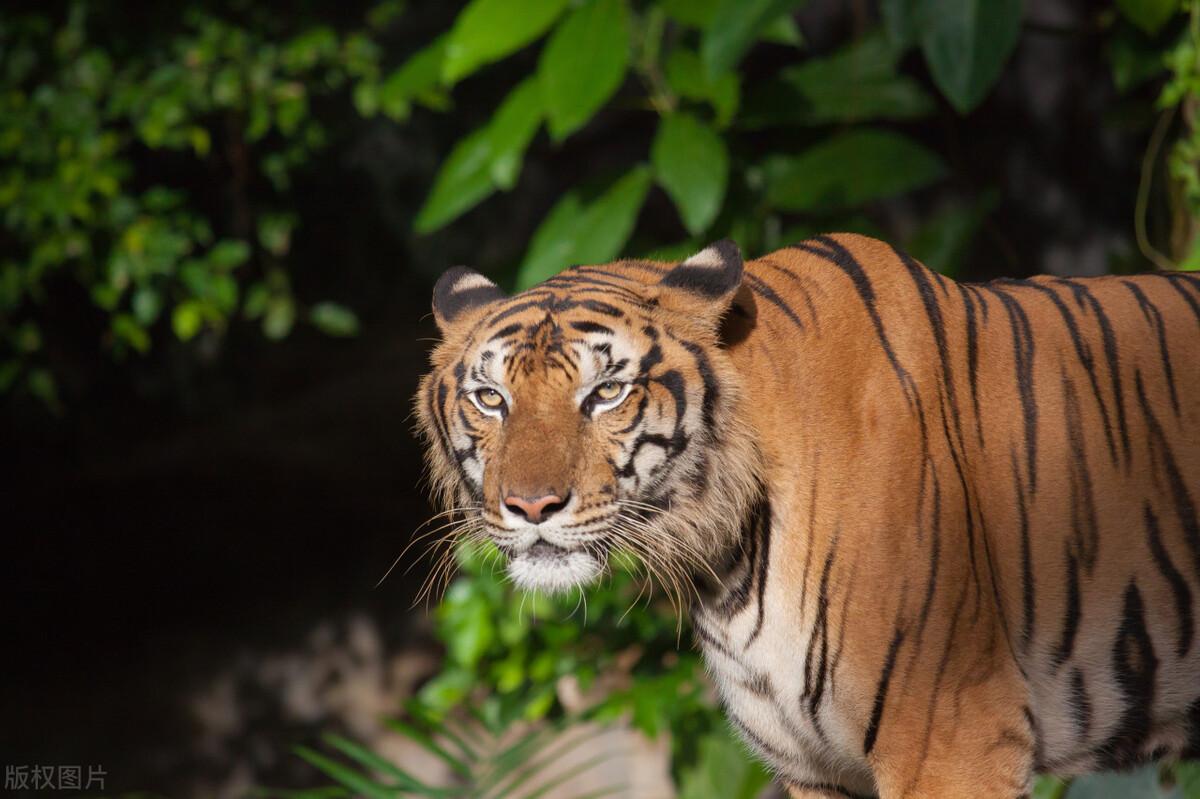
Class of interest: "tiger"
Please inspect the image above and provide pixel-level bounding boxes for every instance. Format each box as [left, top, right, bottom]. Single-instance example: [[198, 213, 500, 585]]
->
[[415, 233, 1200, 798]]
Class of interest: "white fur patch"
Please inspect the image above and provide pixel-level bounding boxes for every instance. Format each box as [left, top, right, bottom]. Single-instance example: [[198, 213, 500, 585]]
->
[[682, 245, 725, 269], [508, 549, 603, 594], [451, 272, 497, 293]]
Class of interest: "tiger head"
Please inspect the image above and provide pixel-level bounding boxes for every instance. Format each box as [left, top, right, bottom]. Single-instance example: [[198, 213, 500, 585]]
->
[[416, 241, 761, 595]]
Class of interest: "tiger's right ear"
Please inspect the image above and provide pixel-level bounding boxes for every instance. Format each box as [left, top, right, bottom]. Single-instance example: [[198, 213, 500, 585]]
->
[[432, 267, 506, 332]]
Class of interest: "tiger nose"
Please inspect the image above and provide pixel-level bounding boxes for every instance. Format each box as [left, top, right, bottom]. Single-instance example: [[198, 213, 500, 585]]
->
[[503, 492, 569, 524]]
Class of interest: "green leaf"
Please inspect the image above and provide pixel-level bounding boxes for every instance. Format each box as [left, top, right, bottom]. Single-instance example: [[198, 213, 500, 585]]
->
[[441, 580, 496, 667], [516, 165, 651, 288], [208, 239, 250, 270], [652, 113, 728, 235], [701, 0, 806, 78], [482, 78, 544, 189], [920, 0, 1023, 114], [132, 287, 162, 325], [320, 735, 440, 795], [384, 719, 472, 777], [742, 31, 935, 127], [263, 295, 297, 340], [763, 129, 946, 211], [880, 0, 922, 47], [112, 314, 150, 353], [379, 36, 450, 120], [1108, 24, 1170, 93], [905, 192, 997, 276], [1176, 761, 1200, 797], [676, 723, 771, 799], [258, 213, 297, 256], [664, 49, 740, 126], [661, 0, 720, 28], [1031, 775, 1069, 799], [172, 301, 204, 341], [294, 747, 393, 799], [414, 128, 495, 233], [442, 0, 569, 85], [415, 78, 543, 232], [1116, 0, 1177, 36], [538, 0, 630, 141], [309, 302, 360, 337]]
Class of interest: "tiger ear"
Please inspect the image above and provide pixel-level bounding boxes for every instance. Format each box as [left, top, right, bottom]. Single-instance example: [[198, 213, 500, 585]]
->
[[656, 239, 744, 328], [432, 266, 506, 331]]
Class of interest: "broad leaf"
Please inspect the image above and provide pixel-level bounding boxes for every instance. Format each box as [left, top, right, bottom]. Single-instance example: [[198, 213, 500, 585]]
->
[[378, 36, 450, 120], [880, 0, 923, 47], [906, 192, 997, 277], [308, 302, 359, 337], [920, 0, 1023, 114], [1108, 26, 1169, 93], [1116, 0, 1177, 36], [482, 78, 544, 189], [742, 31, 934, 127], [763, 129, 946, 211], [441, 0, 569, 85], [413, 128, 495, 233], [665, 49, 740, 126], [415, 78, 543, 232], [652, 113, 728, 234], [516, 165, 651, 288], [701, 0, 807, 78], [538, 0, 630, 141]]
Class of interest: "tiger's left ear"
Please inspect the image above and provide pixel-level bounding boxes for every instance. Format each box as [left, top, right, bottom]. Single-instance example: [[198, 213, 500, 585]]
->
[[656, 239, 744, 329], [432, 266, 506, 332]]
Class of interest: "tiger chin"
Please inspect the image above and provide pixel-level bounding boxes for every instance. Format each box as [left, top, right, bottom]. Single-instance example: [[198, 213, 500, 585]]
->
[[417, 234, 1200, 798]]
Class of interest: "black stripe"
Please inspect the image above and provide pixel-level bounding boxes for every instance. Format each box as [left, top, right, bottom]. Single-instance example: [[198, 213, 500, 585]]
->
[[1136, 370, 1200, 586], [982, 285, 1039, 491], [794, 236, 916, 408], [1057, 279, 1131, 465], [568, 320, 613, 335], [956, 283, 985, 446], [1052, 545, 1082, 669], [1122, 279, 1180, 415], [1098, 581, 1158, 770], [1012, 450, 1035, 650], [862, 626, 905, 756], [802, 542, 837, 728], [1061, 373, 1100, 569], [1144, 503, 1193, 658], [747, 498, 772, 645], [1017, 280, 1118, 464], [1070, 668, 1091, 740], [746, 273, 806, 331], [1158, 271, 1200, 329]]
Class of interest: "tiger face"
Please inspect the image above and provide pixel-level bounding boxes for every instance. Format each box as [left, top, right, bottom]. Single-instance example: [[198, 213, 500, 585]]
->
[[417, 242, 761, 595]]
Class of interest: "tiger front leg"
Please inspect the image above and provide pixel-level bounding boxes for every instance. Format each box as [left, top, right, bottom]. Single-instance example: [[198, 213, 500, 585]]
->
[[865, 630, 1035, 799]]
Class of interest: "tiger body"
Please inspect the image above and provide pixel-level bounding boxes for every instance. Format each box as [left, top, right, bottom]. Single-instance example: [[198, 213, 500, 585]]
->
[[417, 233, 1200, 798]]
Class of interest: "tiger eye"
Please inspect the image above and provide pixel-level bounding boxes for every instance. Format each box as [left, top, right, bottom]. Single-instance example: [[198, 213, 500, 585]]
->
[[595, 381, 623, 401], [476, 388, 505, 409]]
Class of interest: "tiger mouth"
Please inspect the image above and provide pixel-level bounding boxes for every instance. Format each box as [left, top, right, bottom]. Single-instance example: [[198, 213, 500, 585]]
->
[[505, 538, 608, 593], [525, 539, 569, 560]]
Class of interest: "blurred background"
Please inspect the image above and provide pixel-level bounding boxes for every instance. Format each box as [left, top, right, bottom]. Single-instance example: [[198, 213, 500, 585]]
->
[[3, 0, 1199, 797]]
